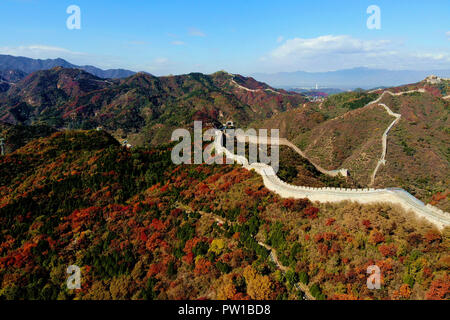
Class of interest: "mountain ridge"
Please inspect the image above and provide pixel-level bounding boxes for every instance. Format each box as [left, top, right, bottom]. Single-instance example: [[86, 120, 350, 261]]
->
[[0, 67, 306, 145], [0, 54, 136, 79]]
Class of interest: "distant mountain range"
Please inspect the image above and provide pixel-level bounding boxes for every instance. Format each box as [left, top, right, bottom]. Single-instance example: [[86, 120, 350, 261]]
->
[[251, 67, 450, 89], [0, 54, 136, 79], [2, 54, 450, 90]]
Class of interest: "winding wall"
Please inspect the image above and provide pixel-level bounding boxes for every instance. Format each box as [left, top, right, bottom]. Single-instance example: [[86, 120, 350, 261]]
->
[[214, 130, 450, 230], [367, 89, 425, 185]]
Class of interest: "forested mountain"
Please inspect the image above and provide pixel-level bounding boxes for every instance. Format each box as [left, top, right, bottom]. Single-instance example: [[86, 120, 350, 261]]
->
[[0, 62, 448, 301], [0, 130, 447, 300], [0, 121, 56, 154], [0, 70, 27, 93], [0, 68, 306, 145]]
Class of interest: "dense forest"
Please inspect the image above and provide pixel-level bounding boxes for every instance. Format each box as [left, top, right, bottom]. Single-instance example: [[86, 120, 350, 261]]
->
[[0, 130, 448, 300]]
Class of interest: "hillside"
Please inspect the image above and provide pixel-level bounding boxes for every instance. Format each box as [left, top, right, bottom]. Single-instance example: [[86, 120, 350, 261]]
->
[[371, 90, 449, 210], [291, 104, 394, 185], [0, 68, 306, 146], [0, 130, 448, 300], [0, 70, 27, 93], [251, 79, 449, 211]]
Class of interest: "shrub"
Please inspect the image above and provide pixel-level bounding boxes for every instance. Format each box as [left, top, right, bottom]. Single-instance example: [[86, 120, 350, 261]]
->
[[286, 269, 299, 286], [379, 243, 397, 257], [299, 271, 309, 285], [216, 261, 231, 274], [310, 283, 325, 299]]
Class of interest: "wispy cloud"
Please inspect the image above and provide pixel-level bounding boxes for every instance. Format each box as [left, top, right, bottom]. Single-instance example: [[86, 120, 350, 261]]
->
[[171, 41, 185, 46], [271, 35, 390, 59], [277, 36, 284, 43], [188, 27, 206, 37], [447, 31, 450, 40], [0, 45, 85, 58]]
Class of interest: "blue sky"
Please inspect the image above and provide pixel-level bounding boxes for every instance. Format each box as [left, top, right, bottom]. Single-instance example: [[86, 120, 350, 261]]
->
[[1, 0, 449, 75]]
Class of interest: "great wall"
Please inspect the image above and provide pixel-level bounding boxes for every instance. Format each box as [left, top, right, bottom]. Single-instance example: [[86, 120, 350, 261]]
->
[[214, 85, 450, 230], [229, 77, 281, 95], [228, 89, 430, 182]]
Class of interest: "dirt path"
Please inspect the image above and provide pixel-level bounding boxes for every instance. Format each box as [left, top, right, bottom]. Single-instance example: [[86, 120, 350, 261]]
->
[[177, 202, 314, 300], [230, 78, 281, 95], [258, 241, 315, 300]]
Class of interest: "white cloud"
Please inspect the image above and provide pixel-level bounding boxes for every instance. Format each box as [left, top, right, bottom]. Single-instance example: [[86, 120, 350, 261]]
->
[[447, 31, 450, 39], [277, 36, 284, 43], [259, 35, 450, 72], [188, 27, 206, 37], [413, 52, 448, 60], [271, 35, 390, 58], [171, 41, 185, 46]]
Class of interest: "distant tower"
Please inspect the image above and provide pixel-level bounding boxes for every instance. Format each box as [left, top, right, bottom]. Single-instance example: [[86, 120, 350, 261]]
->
[[0, 138, 4, 156], [315, 83, 318, 90]]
